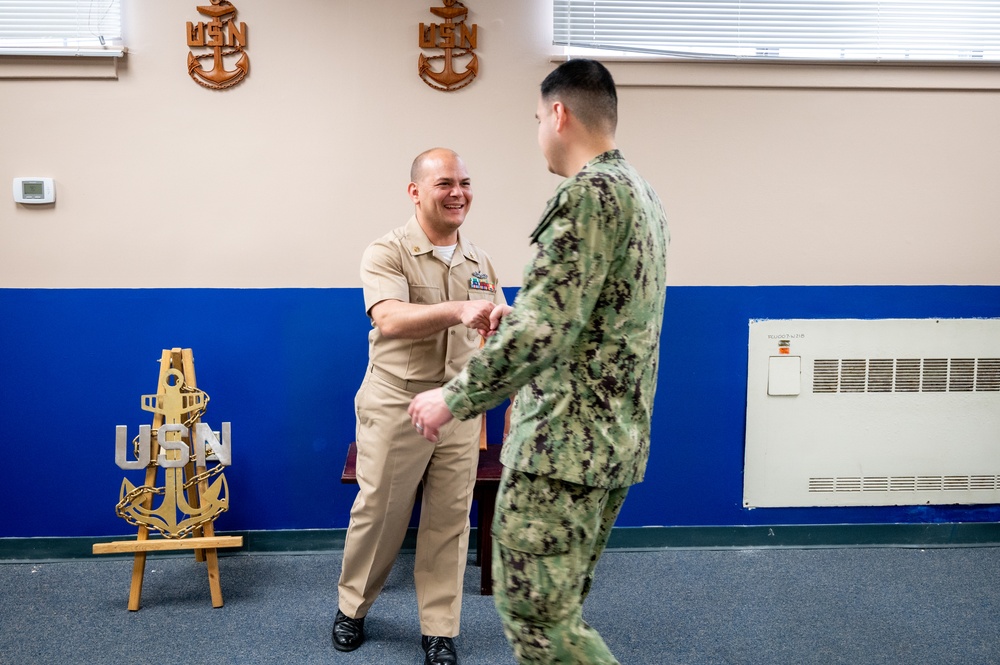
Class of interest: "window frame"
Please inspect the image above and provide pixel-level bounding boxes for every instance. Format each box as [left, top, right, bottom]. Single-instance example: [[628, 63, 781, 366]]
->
[[552, 1, 1000, 90], [0, 0, 125, 58], [554, 1, 1000, 65]]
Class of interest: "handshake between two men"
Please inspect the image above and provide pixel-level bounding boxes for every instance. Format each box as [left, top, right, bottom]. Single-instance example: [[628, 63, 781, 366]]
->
[[408, 300, 512, 443]]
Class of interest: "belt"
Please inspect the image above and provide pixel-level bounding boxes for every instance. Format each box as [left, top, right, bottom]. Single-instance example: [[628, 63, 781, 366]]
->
[[370, 365, 447, 392]]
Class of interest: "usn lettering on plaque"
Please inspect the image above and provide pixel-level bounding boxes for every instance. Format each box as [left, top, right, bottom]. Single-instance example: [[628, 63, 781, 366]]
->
[[418, 0, 479, 91], [187, 0, 250, 90]]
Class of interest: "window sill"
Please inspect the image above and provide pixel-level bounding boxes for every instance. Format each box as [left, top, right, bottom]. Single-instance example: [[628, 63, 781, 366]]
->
[[0, 52, 124, 80], [553, 57, 1000, 91]]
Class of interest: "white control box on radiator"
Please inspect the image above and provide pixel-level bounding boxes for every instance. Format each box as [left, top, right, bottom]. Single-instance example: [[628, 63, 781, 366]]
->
[[743, 318, 1000, 508]]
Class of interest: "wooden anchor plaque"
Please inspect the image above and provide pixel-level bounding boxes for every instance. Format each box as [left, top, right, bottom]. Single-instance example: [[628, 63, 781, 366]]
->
[[418, 0, 479, 91], [93, 348, 242, 610]]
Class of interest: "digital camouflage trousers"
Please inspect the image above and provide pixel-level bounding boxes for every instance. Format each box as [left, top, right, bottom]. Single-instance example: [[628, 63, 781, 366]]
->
[[491, 466, 629, 664]]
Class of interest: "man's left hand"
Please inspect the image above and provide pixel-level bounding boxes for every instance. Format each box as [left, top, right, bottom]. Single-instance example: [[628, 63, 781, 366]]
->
[[408, 388, 455, 442]]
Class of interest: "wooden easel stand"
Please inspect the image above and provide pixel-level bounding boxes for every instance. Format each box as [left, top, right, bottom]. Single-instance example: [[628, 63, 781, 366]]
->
[[93, 348, 242, 610]]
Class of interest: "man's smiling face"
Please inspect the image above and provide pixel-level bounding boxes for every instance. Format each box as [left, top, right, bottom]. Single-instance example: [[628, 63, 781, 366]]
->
[[409, 149, 473, 244]]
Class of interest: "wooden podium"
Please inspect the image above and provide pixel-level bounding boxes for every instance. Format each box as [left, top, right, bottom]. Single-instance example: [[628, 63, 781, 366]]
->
[[93, 348, 242, 610]]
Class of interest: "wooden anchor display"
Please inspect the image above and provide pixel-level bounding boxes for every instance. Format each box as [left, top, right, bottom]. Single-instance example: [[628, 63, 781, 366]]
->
[[93, 348, 242, 610], [418, 0, 479, 91], [186, 0, 250, 90]]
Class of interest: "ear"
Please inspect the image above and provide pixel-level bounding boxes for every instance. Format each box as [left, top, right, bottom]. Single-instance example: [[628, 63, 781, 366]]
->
[[552, 101, 569, 132], [407, 181, 420, 204]]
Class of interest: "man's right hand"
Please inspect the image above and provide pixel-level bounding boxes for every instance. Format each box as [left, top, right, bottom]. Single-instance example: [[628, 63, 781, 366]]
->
[[460, 299, 497, 333]]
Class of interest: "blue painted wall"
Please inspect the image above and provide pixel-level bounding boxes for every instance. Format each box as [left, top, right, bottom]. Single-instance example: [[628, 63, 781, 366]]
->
[[2, 285, 999, 538]]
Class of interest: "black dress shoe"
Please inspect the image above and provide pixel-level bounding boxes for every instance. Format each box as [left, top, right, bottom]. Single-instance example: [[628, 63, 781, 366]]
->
[[422, 635, 458, 665], [332, 610, 365, 652]]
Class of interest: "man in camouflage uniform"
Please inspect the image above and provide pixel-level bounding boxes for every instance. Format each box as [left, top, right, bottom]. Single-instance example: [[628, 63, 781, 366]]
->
[[409, 59, 669, 664]]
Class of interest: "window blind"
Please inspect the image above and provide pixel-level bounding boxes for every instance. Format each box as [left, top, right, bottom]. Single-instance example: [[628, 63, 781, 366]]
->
[[0, 0, 123, 56], [553, 1, 1000, 63]]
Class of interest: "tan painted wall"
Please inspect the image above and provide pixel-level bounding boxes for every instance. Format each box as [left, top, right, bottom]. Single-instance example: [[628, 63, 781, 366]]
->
[[2, 0, 998, 288]]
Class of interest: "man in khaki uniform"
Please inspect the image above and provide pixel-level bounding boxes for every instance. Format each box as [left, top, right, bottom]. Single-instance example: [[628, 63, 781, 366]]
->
[[333, 148, 506, 665]]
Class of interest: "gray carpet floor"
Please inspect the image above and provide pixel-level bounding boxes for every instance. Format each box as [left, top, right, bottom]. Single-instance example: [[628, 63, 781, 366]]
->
[[1, 546, 998, 664]]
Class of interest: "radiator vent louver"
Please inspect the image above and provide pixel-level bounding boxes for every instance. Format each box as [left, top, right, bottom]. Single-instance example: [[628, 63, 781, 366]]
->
[[809, 475, 1000, 493], [812, 358, 1000, 394]]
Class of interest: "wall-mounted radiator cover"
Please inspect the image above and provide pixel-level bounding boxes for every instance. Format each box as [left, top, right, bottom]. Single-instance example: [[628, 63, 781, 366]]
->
[[743, 318, 1000, 508]]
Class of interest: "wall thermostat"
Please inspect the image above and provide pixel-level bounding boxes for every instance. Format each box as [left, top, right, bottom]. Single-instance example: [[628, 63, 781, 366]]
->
[[13, 177, 55, 204]]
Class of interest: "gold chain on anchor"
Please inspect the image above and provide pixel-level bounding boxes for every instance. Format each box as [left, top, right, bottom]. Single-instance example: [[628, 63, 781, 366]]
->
[[115, 463, 228, 539]]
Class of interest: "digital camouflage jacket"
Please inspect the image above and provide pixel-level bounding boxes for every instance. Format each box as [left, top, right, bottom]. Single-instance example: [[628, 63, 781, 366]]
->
[[444, 150, 669, 489]]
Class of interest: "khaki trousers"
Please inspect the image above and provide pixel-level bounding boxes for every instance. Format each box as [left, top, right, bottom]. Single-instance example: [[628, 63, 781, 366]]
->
[[338, 369, 481, 637]]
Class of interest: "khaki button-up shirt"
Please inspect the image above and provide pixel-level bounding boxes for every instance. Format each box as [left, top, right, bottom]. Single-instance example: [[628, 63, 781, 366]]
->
[[361, 216, 506, 385]]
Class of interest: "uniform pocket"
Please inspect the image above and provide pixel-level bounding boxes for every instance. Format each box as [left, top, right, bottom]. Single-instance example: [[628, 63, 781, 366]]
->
[[409, 285, 442, 304], [494, 513, 576, 556]]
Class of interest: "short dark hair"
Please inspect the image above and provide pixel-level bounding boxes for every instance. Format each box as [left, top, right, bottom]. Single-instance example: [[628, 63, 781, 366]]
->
[[540, 59, 617, 134]]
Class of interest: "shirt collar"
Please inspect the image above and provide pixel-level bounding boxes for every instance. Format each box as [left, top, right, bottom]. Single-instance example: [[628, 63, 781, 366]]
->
[[403, 216, 478, 263], [587, 149, 624, 168], [528, 150, 625, 245]]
